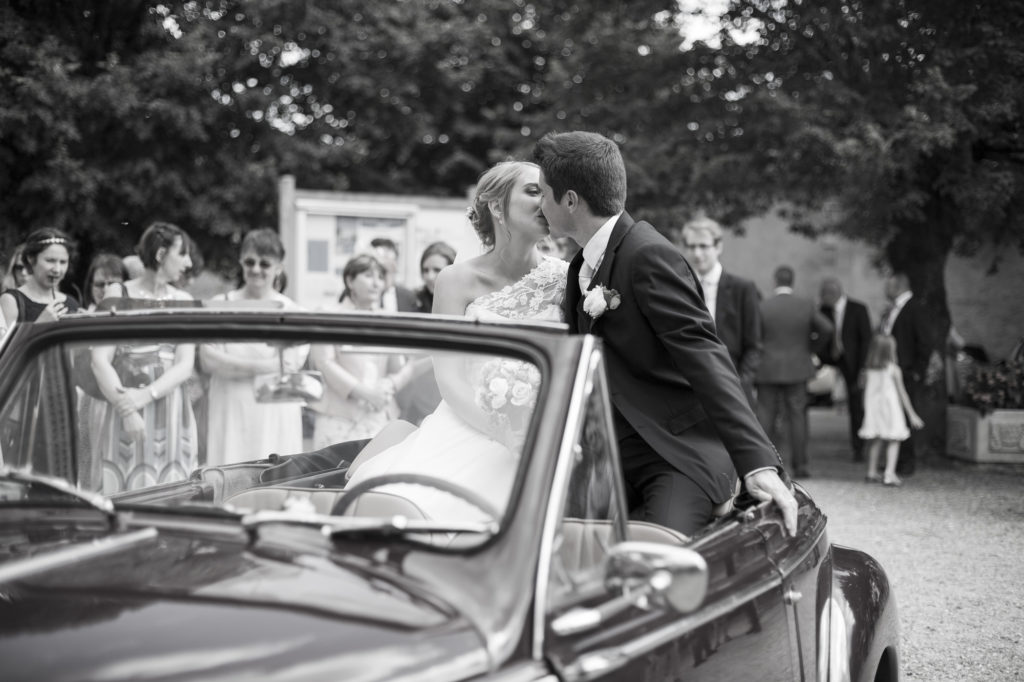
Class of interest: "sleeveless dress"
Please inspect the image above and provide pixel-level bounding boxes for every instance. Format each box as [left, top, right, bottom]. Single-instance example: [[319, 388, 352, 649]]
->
[[87, 284, 200, 492], [3, 288, 80, 321], [857, 363, 911, 441], [203, 291, 308, 465], [344, 257, 568, 523]]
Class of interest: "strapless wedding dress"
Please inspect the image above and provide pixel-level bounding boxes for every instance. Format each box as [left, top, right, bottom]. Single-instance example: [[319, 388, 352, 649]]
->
[[345, 257, 567, 523]]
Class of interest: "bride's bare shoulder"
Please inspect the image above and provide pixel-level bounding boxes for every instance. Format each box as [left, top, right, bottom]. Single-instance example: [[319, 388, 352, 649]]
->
[[433, 260, 491, 315]]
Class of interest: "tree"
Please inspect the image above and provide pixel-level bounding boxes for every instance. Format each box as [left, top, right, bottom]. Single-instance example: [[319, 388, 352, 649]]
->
[[684, 0, 1024, 459]]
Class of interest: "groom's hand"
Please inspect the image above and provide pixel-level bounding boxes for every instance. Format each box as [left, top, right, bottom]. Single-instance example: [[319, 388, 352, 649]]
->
[[744, 469, 798, 536]]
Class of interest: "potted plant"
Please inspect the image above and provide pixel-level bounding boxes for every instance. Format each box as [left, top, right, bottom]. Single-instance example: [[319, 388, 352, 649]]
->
[[947, 361, 1024, 463]]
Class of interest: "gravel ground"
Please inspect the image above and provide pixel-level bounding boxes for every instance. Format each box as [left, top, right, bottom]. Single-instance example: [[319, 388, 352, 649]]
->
[[800, 407, 1024, 682]]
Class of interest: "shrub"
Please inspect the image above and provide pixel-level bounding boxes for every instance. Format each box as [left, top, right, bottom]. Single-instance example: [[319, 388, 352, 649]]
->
[[961, 361, 1024, 413]]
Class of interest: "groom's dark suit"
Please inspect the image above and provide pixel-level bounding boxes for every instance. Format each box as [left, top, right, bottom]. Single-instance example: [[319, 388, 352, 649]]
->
[[564, 213, 784, 530]]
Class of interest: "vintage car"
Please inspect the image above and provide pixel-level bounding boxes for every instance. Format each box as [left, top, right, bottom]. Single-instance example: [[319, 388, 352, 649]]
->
[[0, 307, 899, 681]]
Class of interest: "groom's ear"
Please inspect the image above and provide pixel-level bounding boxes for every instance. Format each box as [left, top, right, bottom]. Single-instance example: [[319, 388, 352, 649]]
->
[[565, 189, 579, 211]]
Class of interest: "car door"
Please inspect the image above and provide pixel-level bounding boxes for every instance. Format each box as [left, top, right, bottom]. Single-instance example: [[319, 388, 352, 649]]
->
[[541, 351, 800, 681]]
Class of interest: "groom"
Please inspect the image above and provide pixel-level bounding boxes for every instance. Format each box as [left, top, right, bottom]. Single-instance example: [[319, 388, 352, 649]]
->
[[533, 131, 798, 536]]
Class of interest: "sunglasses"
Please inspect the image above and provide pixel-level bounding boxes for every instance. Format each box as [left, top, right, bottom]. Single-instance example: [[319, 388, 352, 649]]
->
[[241, 257, 276, 270]]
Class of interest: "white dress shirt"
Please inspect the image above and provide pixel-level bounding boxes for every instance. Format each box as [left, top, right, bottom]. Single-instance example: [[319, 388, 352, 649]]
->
[[579, 213, 621, 293], [699, 262, 724, 319], [881, 291, 912, 335]]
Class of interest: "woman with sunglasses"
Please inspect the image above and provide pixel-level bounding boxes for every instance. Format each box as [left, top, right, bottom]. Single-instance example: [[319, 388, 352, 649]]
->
[[199, 228, 307, 466], [81, 253, 129, 311]]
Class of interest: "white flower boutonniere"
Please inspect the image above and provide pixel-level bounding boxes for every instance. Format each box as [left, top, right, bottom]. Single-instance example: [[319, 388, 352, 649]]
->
[[583, 285, 621, 319]]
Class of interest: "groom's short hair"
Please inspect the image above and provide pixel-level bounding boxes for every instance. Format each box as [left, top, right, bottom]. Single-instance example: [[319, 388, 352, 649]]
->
[[533, 131, 626, 217]]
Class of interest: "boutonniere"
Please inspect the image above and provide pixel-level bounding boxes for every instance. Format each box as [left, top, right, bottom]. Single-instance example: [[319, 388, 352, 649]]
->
[[583, 285, 621, 319]]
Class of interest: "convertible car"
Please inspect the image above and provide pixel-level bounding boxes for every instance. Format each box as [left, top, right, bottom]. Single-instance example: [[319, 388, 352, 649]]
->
[[0, 307, 899, 681]]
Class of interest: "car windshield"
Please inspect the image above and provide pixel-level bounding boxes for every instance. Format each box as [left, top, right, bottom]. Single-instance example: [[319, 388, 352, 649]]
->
[[0, 319, 544, 534]]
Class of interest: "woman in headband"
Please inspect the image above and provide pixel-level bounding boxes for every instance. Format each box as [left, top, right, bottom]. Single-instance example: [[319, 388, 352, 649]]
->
[[0, 228, 80, 329]]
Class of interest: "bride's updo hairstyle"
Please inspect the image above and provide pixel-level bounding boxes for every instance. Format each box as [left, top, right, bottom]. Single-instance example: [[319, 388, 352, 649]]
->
[[466, 161, 538, 249]]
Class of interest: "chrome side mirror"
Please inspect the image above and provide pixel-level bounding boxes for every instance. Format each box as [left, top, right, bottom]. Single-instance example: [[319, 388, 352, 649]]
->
[[551, 541, 708, 637], [605, 541, 708, 614]]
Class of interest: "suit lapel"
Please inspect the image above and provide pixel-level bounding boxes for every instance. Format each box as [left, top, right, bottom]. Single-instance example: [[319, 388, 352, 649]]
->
[[565, 252, 584, 333]]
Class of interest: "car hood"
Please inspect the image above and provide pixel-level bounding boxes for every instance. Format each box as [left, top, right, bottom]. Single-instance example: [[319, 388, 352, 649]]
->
[[0, 525, 490, 681]]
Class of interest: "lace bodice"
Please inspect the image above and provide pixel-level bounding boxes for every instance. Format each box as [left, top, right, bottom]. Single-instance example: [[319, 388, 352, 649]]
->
[[465, 257, 568, 323]]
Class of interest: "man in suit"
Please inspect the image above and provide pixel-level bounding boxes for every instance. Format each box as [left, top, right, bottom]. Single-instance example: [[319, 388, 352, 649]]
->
[[678, 217, 763, 409], [369, 237, 419, 312], [755, 266, 834, 478], [819, 277, 873, 461], [533, 130, 796, 537], [881, 272, 933, 475]]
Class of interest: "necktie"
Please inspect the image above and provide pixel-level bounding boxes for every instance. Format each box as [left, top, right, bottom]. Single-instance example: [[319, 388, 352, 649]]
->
[[578, 259, 595, 294]]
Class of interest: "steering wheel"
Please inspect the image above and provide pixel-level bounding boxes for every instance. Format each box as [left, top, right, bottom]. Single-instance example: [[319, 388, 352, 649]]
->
[[333, 472, 502, 520]]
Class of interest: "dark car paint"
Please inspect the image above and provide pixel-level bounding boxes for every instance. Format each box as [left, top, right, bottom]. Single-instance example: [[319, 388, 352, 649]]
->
[[0, 310, 898, 681]]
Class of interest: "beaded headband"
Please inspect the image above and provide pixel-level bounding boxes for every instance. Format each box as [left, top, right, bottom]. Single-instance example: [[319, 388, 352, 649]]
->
[[33, 237, 70, 246]]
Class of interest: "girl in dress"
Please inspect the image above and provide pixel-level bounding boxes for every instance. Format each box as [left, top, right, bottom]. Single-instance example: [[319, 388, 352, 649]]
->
[[0, 228, 80, 329], [81, 253, 129, 311], [309, 254, 407, 447], [859, 333, 924, 487], [90, 222, 199, 492], [413, 241, 457, 313], [200, 228, 307, 465]]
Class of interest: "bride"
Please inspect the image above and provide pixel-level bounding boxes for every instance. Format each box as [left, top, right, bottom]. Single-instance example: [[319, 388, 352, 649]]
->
[[343, 160, 567, 523]]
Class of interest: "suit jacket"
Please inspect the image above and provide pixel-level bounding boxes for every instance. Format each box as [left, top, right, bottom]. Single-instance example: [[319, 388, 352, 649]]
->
[[564, 213, 783, 504], [820, 298, 872, 384], [713, 271, 763, 388], [756, 292, 834, 384], [890, 296, 932, 384], [392, 285, 420, 313]]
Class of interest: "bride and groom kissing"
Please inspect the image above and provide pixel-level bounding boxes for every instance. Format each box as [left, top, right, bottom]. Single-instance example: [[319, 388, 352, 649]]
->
[[348, 130, 797, 537]]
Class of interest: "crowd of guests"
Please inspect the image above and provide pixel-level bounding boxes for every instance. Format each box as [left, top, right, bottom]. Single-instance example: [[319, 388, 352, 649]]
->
[[0, 223, 468, 492], [1, 216, 931, 492]]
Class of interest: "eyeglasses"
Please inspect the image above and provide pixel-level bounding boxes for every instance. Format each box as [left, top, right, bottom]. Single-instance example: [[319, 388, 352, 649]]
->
[[682, 241, 718, 251], [92, 280, 122, 289], [241, 257, 275, 270]]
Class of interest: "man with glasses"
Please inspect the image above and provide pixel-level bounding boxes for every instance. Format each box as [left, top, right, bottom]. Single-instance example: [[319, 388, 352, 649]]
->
[[678, 217, 763, 408]]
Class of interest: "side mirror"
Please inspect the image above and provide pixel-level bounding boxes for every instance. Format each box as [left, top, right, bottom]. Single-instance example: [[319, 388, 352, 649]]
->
[[605, 541, 708, 614], [551, 541, 708, 637]]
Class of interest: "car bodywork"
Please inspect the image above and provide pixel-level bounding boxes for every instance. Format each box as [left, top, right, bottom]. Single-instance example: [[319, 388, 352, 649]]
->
[[0, 309, 898, 681]]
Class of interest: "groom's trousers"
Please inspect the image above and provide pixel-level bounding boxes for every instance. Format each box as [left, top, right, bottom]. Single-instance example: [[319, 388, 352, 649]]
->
[[619, 432, 714, 536]]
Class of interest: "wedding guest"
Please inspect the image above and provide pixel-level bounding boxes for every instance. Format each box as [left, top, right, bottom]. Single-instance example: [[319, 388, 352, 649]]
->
[[2, 244, 28, 291], [819, 277, 873, 461], [310, 254, 410, 446], [678, 216, 763, 409], [414, 241, 457, 313], [89, 222, 199, 491], [0, 228, 80, 328], [755, 265, 833, 478], [82, 253, 129, 311], [369, 237, 418, 312], [200, 229, 307, 465], [860, 333, 924, 486], [879, 272, 934, 475]]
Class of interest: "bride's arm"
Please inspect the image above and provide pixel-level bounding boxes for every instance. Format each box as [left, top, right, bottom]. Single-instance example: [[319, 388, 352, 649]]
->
[[431, 267, 496, 436]]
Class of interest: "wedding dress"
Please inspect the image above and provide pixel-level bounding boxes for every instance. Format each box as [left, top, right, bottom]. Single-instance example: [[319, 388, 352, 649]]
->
[[344, 256, 568, 523]]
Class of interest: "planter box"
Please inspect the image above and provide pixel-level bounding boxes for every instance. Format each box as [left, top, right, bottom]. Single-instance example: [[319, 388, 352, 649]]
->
[[946, 405, 1024, 464]]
